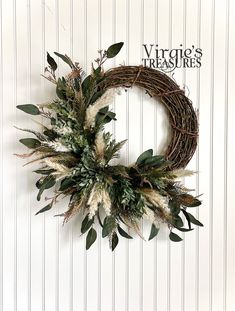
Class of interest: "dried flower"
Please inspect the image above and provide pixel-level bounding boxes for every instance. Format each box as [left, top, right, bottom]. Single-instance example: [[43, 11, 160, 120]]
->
[[172, 169, 195, 178], [95, 132, 106, 159], [44, 158, 71, 178], [84, 88, 115, 129], [101, 189, 112, 216], [87, 185, 112, 218]]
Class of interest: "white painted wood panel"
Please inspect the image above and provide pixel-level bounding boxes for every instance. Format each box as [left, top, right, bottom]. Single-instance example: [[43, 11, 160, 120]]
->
[[0, 0, 234, 310]]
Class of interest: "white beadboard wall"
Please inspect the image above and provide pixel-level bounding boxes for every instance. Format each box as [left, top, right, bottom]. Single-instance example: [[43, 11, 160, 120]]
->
[[0, 0, 235, 310]]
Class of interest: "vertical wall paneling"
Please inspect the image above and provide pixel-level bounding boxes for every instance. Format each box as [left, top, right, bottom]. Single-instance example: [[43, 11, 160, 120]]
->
[[0, 0, 235, 310], [0, 0, 3, 309], [226, 1, 235, 310]]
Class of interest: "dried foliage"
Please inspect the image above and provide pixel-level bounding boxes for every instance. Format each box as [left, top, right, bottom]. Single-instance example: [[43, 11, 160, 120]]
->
[[16, 42, 202, 250]]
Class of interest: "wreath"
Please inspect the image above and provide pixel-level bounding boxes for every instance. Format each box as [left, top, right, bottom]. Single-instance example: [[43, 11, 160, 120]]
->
[[16, 42, 203, 250]]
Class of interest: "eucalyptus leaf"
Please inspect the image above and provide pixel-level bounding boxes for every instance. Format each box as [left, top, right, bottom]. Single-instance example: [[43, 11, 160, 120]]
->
[[181, 209, 192, 229], [59, 178, 75, 192], [54, 52, 73, 68], [36, 178, 43, 189], [117, 225, 133, 239], [144, 155, 165, 167], [37, 175, 56, 201], [90, 90, 104, 104], [94, 66, 101, 75], [97, 209, 103, 227], [169, 199, 181, 215], [169, 231, 182, 242], [56, 77, 67, 100], [20, 138, 41, 149], [171, 215, 184, 228], [86, 228, 97, 250], [35, 202, 53, 215], [82, 75, 92, 96], [175, 227, 193, 232], [47, 52, 57, 71], [148, 223, 159, 241], [81, 214, 94, 234], [102, 216, 116, 238], [16, 104, 40, 115], [106, 42, 124, 58], [111, 232, 119, 251], [136, 149, 153, 165], [186, 211, 203, 227]]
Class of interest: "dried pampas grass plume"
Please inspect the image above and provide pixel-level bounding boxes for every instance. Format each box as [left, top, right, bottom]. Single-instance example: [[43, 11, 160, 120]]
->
[[84, 88, 116, 129], [95, 132, 106, 159]]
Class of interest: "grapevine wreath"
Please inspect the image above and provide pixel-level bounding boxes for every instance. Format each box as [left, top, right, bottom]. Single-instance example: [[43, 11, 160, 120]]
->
[[16, 42, 203, 250]]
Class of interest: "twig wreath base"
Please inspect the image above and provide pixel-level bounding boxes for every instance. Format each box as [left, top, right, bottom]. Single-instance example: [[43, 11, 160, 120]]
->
[[103, 65, 198, 169], [16, 42, 203, 250]]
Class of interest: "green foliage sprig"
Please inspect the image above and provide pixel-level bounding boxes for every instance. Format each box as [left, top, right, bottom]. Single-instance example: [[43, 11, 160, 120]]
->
[[16, 42, 203, 250]]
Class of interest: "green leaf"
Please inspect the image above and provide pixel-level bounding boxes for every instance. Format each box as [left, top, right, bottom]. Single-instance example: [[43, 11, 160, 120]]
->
[[34, 168, 55, 175], [56, 77, 67, 100], [36, 178, 43, 189], [94, 66, 101, 75], [82, 75, 92, 97], [86, 228, 97, 250], [111, 232, 119, 251], [16, 104, 40, 115], [175, 227, 193, 232], [35, 202, 53, 215], [178, 194, 201, 207], [20, 138, 41, 149], [54, 52, 73, 68], [37, 175, 56, 201], [96, 107, 117, 127], [171, 215, 184, 228], [47, 52, 57, 71], [90, 90, 105, 104], [43, 129, 57, 140], [186, 211, 203, 227], [143, 155, 165, 167], [106, 42, 124, 58], [97, 209, 103, 227], [168, 200, 181, 215], [102, 216, 116, 238], [117, 225, 133, 239], [169, 231, 183, 242], [136, 149, 153, 165], [181, 209, 192, 229], [81, 214, 94, 234], [59, 178, 75, 192], [148, 223, 159, 241]]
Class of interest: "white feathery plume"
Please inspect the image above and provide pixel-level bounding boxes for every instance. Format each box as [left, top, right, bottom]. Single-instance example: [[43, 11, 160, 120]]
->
[[172, 168, 195, 179], [44, 158, 71, 177], [87, 185, 102, 219], [46, 140, 72, 152], [144, 207, 161, 227], [144, 207, 156, 223], [84, 88, 116, 129], [101, 189, 112, 216], [141, 188, 168, 210], [141, 189, 172, 222], [95, 131, 106, 159], [87, 185, 112, 219]]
